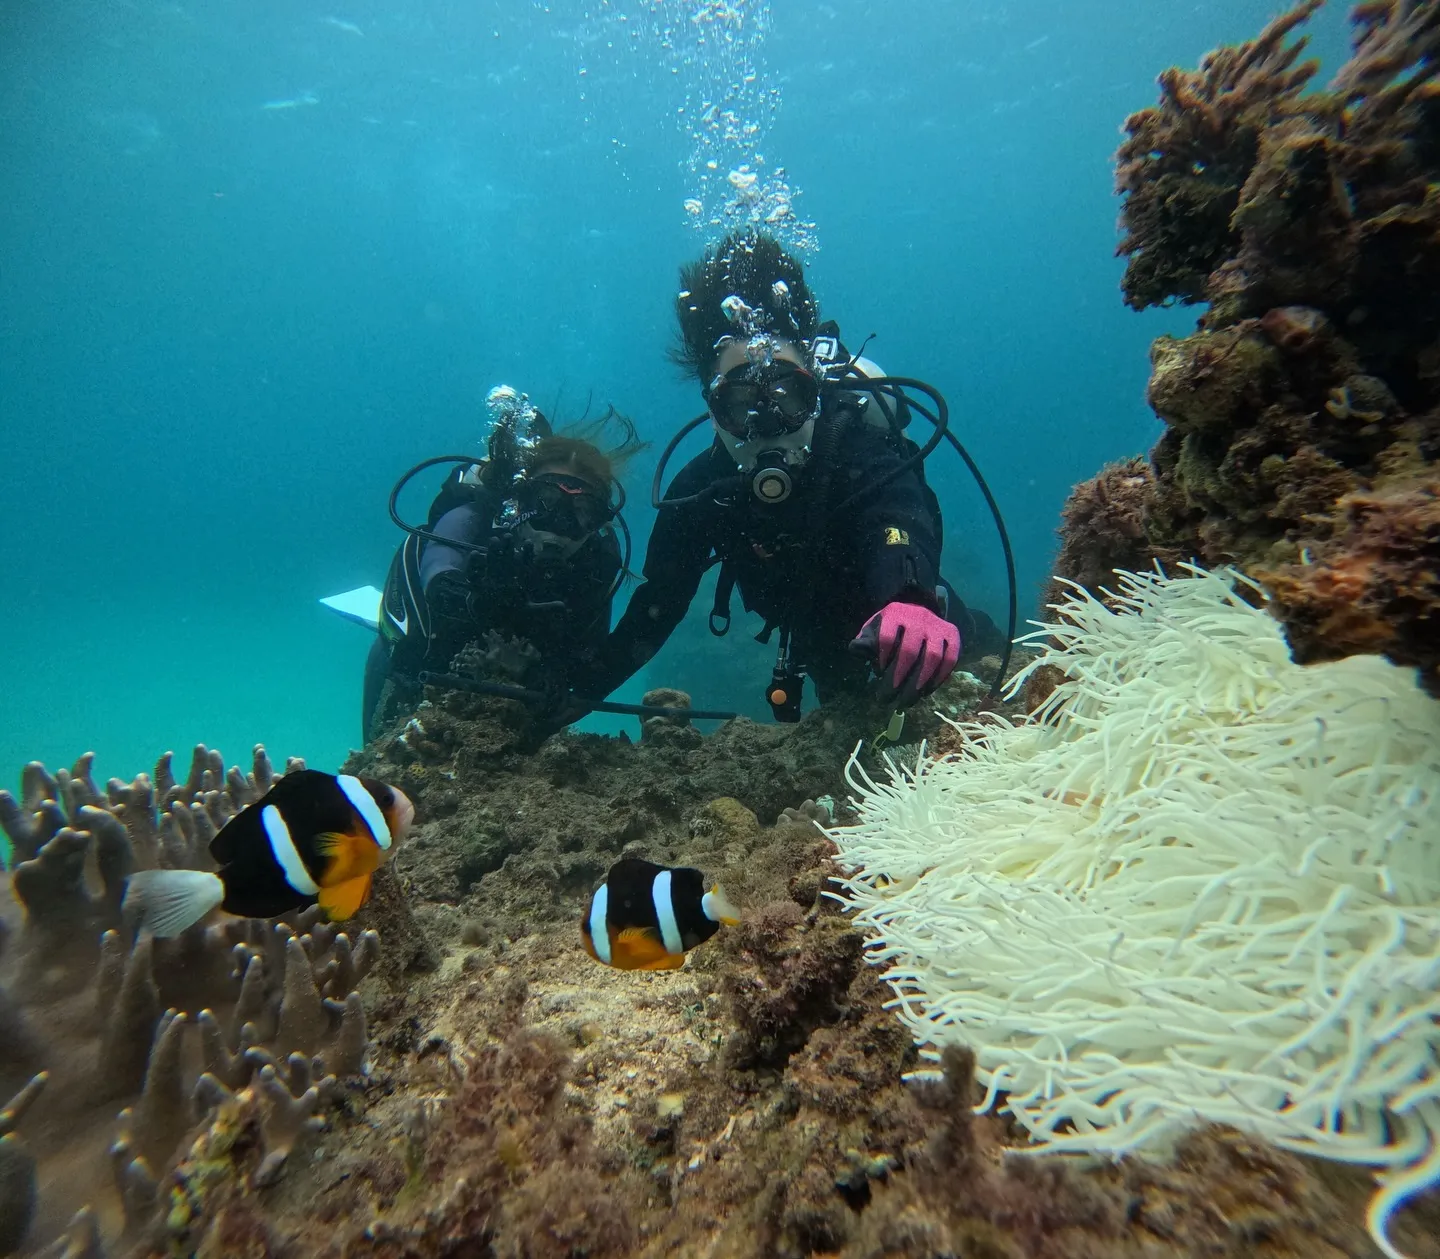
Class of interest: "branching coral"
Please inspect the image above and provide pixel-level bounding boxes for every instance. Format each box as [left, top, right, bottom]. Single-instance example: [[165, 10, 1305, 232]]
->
[[1330, 0, 1440, 129], [1117, 0, 1440, 321], [0, 746, 382, 1255], [830, 566, 1440, 1259]]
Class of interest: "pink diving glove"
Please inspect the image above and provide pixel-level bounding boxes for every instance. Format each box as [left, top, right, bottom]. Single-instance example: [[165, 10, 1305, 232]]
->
[[849, 600, 961, 708]]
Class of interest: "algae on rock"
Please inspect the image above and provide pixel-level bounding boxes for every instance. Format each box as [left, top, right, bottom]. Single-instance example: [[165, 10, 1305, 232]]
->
[[1056, 0, 1440, 695]]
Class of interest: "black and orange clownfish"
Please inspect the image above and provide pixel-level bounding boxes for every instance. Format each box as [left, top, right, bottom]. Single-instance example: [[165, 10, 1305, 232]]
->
[[122, 769, 414, 938], [581, 857, 740, 971]]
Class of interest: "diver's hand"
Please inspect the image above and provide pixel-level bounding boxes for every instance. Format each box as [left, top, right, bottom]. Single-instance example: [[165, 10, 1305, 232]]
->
[[849, 600, 961, 709], [537, 676, 592, 729], [526, 689, 592, 747]]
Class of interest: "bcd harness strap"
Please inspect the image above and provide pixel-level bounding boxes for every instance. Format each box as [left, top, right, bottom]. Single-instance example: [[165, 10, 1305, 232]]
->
[[708, 397, 860, 646], [707, 555, 783, 645], [709, 557, 736, 637]]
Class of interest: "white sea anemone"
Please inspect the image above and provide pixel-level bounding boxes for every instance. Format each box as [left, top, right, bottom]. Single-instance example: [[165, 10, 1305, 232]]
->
[[829, 564, 1440, 1259]]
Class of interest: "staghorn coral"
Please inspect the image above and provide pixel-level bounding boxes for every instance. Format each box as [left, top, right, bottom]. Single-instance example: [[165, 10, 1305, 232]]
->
[[1117, 0, 1440, 323], [1330, 0, 1440, 130], [0, 746, 384, 1256], [1055, 0, 1440, 694], [192, 1062, 328, 1190]]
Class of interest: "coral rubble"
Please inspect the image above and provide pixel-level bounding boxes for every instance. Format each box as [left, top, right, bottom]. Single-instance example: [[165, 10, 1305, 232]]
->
[[1061, 0, 1440, 693]]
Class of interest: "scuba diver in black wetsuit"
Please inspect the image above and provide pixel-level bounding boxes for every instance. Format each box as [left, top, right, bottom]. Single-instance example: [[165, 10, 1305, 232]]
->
[[364, 386, 644, 741], [568, 231, 1004, 724]]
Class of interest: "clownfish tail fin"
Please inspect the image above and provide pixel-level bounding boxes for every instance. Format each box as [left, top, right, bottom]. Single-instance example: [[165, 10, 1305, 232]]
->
[[701, 884, 740, 928], [123, 869, 225, 938]]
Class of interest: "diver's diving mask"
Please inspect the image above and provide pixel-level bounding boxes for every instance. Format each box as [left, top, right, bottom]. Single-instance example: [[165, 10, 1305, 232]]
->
[[515, 471, 612, 538], [704, 360, 821, 441]]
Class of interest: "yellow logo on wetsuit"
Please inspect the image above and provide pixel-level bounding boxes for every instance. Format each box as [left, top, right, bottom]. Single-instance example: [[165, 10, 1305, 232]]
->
[[883, 527, 910, 546]]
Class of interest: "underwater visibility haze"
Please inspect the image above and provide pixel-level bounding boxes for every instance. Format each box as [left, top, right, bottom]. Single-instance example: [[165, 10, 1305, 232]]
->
[[4, 2, 1440, 1258], [0, 0, 1351, 779]]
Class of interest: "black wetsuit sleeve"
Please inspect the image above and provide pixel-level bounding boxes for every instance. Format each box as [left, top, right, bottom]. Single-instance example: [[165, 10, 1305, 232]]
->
[[837, 426, 943, 618], [419, 504, 486, 592], [569, 456, 718, 700]]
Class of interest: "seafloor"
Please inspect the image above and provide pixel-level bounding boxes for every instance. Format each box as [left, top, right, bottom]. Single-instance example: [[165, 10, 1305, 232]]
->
[[3, 664, 1437, 1259], [3, 642, 1439, 1259]]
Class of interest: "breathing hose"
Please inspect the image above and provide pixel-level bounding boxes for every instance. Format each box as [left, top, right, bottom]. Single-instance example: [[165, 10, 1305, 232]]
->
[[388, 454, 632, 597], [418, 672, 737, 721]]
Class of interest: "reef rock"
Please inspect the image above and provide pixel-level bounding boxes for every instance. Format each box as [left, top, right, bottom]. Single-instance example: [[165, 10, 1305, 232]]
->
[[5, 636, 1437, 1256], [1058, 0, 1440, 694]]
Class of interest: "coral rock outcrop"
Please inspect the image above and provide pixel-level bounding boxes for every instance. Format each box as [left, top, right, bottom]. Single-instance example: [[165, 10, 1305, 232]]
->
[[8, 639, 1431, 1257], [1056, 0, 1440, 693]]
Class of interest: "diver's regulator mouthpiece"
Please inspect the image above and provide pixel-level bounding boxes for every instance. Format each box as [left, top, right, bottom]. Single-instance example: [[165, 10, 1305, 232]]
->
[[714, 418, 813, 502], [750, 452, 795, 504]]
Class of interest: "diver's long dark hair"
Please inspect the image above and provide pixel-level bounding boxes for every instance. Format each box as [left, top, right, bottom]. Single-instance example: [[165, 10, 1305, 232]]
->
[[672, 230, 820, 377], [522, 405, 648, 502]]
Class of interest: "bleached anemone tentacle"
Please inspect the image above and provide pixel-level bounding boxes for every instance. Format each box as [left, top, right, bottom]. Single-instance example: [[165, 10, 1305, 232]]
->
[[830, 565, 1440, 1259]]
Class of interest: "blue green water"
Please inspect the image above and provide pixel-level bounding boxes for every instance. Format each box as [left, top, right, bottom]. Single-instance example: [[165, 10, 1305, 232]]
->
[[0, 0, 1350, 793]]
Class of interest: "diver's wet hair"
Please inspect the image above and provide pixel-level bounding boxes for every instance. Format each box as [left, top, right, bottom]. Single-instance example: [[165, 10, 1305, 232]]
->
[[672, 231, 820, 377], [522, 406, 648, 498]]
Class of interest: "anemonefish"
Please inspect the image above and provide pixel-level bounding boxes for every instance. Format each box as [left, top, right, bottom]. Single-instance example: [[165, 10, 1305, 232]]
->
[[581, 857, 740, 971], [122, 769, 414, 938]]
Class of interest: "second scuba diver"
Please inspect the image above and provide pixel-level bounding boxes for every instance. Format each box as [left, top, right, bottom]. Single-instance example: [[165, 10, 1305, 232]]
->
[[570, 231, 1002, 724], [365, 387, 644, 741]]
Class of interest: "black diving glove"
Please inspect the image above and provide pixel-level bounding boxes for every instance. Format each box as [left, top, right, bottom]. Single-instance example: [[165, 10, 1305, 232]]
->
[[537, 674, 592, 729], [524, 682, 592, 746]]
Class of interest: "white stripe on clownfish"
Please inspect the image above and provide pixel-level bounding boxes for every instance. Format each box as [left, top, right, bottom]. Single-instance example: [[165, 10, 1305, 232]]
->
[[262, 804, 320, 896], [588, 881, 612, 965], [337, 773, 391, 850], [651, 869, 684, 956]]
